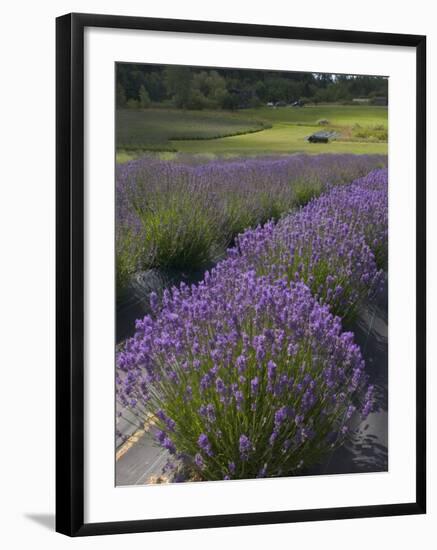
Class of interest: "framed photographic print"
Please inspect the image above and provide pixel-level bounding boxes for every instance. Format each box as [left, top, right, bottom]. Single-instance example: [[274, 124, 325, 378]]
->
[[56, 12, 426, 536]]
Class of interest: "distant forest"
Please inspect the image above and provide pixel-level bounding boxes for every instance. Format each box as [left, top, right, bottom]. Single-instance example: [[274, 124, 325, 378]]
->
[[116, 63, 388, 110]]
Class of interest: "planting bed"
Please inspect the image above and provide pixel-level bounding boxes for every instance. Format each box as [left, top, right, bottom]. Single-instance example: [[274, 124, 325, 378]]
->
[[116, 279, 388, 484], [115, 165, 388, 483], [116, 154, 387, 317]]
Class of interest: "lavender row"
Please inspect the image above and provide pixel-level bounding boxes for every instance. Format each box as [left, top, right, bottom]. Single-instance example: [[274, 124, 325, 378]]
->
[[231, 168, 388, 321], [117, 269, 369, 481], [116, 169, 387, 481], [116, 154, 387, 288]]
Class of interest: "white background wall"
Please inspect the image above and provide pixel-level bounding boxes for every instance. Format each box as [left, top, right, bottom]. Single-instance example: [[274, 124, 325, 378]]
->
[[0, 1, 434, 547]]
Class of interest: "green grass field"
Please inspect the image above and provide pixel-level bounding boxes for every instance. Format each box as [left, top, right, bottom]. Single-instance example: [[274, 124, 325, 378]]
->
[[116, 104, 388, 162], [117, 109, 269, 149], [245, 105, 387, 126]]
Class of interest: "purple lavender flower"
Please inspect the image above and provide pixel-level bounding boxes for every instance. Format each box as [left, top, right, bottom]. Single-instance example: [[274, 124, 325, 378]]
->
[[362, 385, 374, 418], [199, 403, 216, 423], [198, 433, 213, 456], [269, 430, 278, 446], [239, 434, 253, 461], [345, 404, 356, 420], [162, 436, 176, 454], [155, 429, 167, 445], [215, 377, 226, 402], [156, 409, 176, 431], [149, 292, 159, 313], [194, 453, 204, 469], [295, 414, 304, 427], [234, 390, 244, 411], [236, 355, 247, 373], [267, 360, 277, 382], [250, 376, 259, 396], [274, 406, 288, 427], [200, 373, 212, 392]]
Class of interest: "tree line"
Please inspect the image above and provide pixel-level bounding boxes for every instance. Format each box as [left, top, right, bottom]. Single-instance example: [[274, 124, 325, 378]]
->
[[117, 63, 388, 110]]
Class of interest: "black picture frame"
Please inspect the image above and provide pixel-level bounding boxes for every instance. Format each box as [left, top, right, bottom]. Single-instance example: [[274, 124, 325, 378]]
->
[[56, 12, 426, 537]]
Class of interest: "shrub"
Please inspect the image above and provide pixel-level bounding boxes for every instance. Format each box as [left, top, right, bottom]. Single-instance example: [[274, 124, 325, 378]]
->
[[126, 98, 140, 109], [135, 191, 223, 269], [116, 227, 141, 291], [292, 178, 323, 207], [316, 169, 388, 269], [117, 269, 371, 481], [139, 85, 151, 109], [231, 170, 387, 321], [352, 124, 388, 142], [221, 195, 261, 241]]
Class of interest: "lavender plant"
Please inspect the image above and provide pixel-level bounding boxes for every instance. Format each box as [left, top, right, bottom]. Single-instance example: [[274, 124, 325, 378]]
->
[[232, 169, 387, 321], [117, 267, 370, 481]]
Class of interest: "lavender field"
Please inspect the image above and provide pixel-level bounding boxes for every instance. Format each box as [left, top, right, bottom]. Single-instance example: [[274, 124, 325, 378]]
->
[[115, 155, 388, 484], [116, 154, 387, 290]]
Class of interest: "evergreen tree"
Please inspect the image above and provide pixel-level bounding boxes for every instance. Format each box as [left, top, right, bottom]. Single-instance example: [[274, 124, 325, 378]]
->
[[139, 85, 151, 108], [116, 83, 126, 108]]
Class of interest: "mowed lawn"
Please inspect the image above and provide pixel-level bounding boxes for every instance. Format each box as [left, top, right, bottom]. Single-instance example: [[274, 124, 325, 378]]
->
[[116, 105, 388, 161], [173, 124, 387, 155], [245, 104, 388, 127]]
